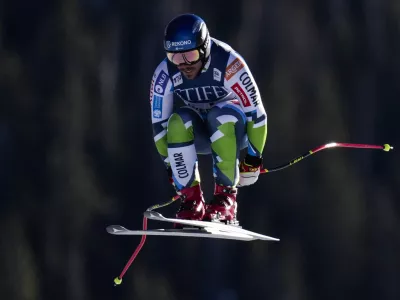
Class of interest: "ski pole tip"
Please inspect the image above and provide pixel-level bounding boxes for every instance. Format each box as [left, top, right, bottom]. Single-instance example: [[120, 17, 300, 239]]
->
[[383, 144, 393, 152], [114, 277, 122, 286]]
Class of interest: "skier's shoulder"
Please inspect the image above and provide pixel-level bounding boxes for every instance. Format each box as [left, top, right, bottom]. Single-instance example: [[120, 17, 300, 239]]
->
[[151, 58, 172, 96], [210, 37, 235, 53], [152, 58, 171, 78], [211, 38, 249, 68], [211, 38, 244, 57]]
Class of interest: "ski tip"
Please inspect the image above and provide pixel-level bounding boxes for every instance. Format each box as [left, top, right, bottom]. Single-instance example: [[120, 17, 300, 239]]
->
[[143, 210, 164, 219], [106, 225, 127, 234], [257, 236, 280, 242], [114, 277, 122, 286]]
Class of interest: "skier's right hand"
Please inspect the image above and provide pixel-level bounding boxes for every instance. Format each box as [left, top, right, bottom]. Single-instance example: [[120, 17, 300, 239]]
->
[[238, 154, 263, 187]]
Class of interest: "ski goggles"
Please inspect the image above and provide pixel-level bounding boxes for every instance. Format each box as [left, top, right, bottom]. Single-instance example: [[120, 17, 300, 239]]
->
[[166, 49, 201, 65]]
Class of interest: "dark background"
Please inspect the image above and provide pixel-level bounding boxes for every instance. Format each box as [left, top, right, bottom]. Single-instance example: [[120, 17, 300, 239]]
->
[[1, 1, 399, 299]]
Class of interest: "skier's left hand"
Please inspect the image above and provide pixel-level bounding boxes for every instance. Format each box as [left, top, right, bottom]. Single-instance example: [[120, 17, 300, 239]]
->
[[238, 154, 263, 187]]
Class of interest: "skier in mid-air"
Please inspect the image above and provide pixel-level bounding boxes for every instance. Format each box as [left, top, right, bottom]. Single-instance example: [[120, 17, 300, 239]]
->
[[150, 13, 267, 224]]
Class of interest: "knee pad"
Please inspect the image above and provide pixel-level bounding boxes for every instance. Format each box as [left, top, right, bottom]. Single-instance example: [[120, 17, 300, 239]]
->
[[167, 113, 194, 143]]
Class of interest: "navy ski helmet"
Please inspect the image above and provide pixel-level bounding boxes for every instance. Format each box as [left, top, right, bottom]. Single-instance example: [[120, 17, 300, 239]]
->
[[164, 14, 211, 62]]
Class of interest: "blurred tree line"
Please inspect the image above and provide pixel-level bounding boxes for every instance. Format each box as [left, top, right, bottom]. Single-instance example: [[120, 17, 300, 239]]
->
[[0, 0, 399, 300]]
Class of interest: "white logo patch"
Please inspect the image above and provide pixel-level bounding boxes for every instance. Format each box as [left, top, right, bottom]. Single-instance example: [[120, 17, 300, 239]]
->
[[213, 68, 222, 81], [172, 72, 183, 87], [153, 109, 162, 118]]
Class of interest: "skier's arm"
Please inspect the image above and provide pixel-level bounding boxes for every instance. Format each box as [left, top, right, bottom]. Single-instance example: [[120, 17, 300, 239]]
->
[[150, 60, 174, 166], [224, 53, 267, 157]]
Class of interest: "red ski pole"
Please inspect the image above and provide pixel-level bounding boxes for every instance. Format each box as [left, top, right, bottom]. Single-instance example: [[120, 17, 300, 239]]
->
[[260, 142, 393, 174], [113, 194, 181, 286]]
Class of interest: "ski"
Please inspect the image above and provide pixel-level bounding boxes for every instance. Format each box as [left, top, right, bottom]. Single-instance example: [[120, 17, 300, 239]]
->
[[106, 211, 279, 242], [106, 225, 260, 241], [143, 211, 279, 241]]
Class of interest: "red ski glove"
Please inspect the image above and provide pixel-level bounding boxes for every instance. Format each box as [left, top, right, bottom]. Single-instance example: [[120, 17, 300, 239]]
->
[[238, 154, 263, 187]]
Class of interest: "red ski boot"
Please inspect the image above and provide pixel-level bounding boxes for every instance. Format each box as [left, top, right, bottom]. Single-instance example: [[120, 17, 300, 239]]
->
[[175, 184, 205, 221], [204, 184, 238, 224]]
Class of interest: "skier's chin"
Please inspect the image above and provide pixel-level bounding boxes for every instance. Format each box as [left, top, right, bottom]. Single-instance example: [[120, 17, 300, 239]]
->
[[178, 61, 202, 80], [183, 72, 196, 80]]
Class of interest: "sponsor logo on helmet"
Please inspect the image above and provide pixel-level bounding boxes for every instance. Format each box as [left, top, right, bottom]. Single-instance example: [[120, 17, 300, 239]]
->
[[203, 34, 210, 51], [154, 70, 168, 95], [152, 95, 163, 118], [225, 58, 244, 81], [166, 40, 192, 49]]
